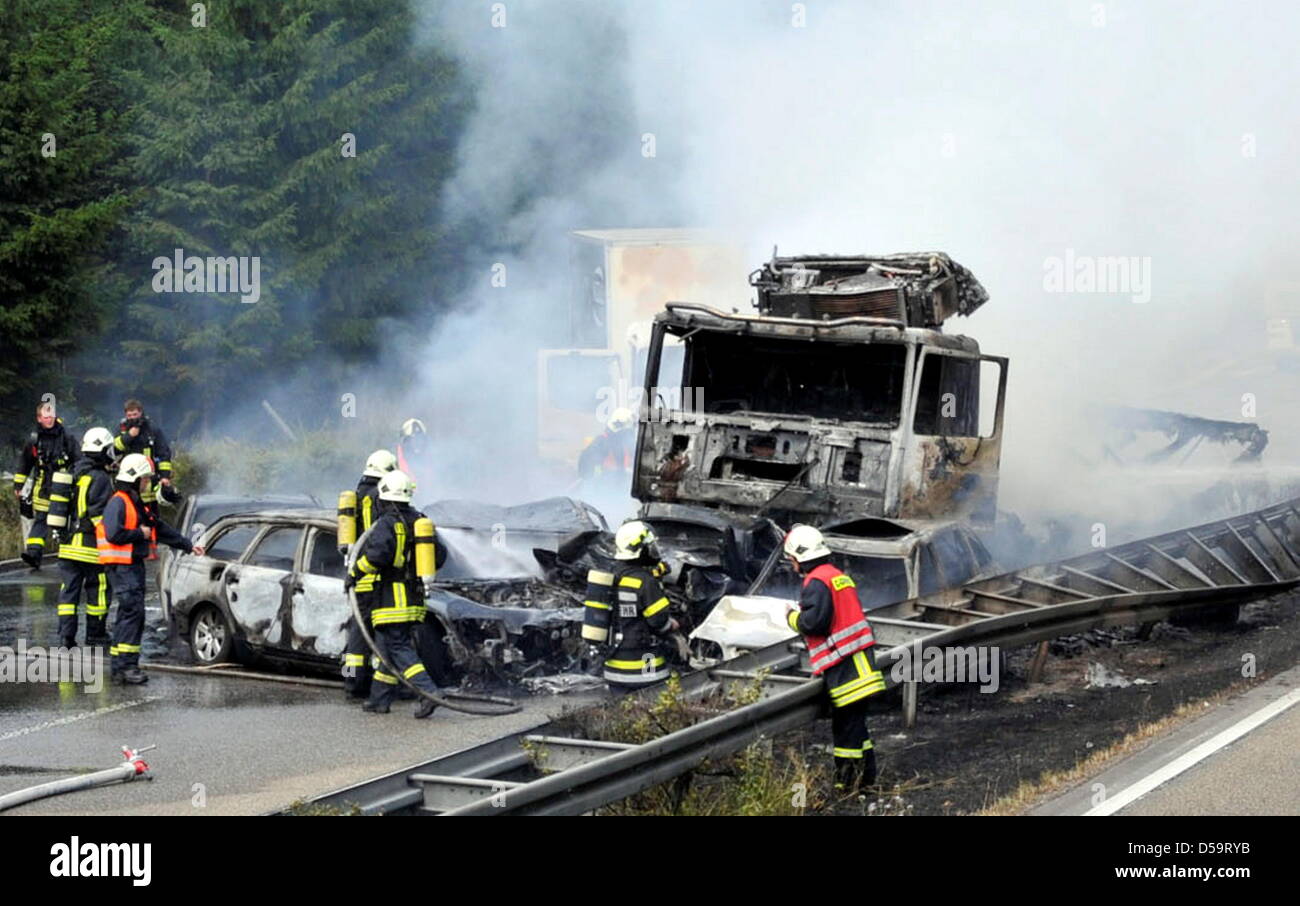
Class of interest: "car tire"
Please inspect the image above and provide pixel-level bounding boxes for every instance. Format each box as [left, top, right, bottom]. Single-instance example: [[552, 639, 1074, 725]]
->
[[189, 604, 235, 665]]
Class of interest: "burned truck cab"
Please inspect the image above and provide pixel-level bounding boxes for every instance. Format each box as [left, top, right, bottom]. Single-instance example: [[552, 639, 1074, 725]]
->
[[632, 253, 1009, 529]]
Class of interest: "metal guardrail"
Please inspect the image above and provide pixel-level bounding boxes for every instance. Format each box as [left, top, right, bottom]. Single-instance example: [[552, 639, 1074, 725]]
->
[[295, 497, 1300, 816]]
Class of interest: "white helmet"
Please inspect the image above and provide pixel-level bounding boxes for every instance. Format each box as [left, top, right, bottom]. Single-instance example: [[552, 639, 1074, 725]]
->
[[82, 426, 115, 455], [377, 469, 416, 502], [607, 407, 635, 432], [363, 449, 398, 478], [117, 453, 154, 484], [614, 520, 657, 561], [401, 418, 426, 438], [783, 524, 831, 563]]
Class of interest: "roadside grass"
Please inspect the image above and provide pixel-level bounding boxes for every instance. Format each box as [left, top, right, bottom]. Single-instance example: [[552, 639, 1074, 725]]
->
[[976, 682, 1243, 815]]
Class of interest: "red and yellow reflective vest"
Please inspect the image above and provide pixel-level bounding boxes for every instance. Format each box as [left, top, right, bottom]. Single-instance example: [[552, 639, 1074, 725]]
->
[[95, 490, 157, 564], [801, 563, 877, 675]]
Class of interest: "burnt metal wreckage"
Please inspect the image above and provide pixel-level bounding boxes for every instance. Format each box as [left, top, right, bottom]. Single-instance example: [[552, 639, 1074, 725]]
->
[[293, 497, 1300, 815], [161, 250, 1278, 696], [287, 252, 1298, 814]]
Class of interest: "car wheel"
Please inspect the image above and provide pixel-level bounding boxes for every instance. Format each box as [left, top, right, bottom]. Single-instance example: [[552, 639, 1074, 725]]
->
[[190, 604, 235, 665]]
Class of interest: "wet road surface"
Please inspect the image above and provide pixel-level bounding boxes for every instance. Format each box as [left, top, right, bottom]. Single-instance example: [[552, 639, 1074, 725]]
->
[[0, 570, 598, 815]]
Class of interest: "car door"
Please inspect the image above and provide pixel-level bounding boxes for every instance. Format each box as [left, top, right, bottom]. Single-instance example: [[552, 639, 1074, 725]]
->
[[226, 524, 304, 651], [169, 520, 261, 626], [290, 526, 351, 659]]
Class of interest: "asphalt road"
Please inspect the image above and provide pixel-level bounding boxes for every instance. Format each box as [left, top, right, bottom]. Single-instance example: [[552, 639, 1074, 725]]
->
[[0, 570, 598, 815], [1032, 662, 1300, 816]]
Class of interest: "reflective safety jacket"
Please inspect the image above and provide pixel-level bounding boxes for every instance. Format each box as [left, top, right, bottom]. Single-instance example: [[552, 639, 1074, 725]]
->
[[59, 457, 114, 564], [115, 416, 173, 502], [12, 420, 78, 510], [788, 562, 885, 705], [602, 562, 674, 686], [350, 502, 440, 626], [97, 489, 191, 565], [353, 476, 382, 592]]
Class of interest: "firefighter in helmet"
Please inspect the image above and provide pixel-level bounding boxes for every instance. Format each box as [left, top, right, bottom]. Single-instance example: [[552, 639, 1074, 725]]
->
[[340, 449, 397, 698], [53, 427, 118, 648], [344, 470, 448, 717], [578, 407, 636, 482], [97, 454, 202, 684], [396, 418, 431, 494], [783, 524, 885, 791], [12, 401, 78, 569], [590, 519, 685, 694]]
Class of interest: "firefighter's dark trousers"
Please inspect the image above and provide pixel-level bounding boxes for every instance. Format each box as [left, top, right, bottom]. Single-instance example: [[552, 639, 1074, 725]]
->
[[824, 649, 883, 790], [342, 590, 375, 698], [367, 622, 439, 709], [415, 618, 456, 688], [107, 562, 146, 673], [830, 698, 877, 789], [56, 559, 109, 646], [25, 508, 49, 566]]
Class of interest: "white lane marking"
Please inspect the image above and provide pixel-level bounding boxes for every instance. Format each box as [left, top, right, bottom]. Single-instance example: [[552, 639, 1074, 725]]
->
[[0, 696, 161, 742], [1085, 684, 1300, 816]]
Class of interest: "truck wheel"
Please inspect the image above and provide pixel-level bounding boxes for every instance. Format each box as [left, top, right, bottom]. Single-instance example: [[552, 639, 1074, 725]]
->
[[190, 604, 234, 665]]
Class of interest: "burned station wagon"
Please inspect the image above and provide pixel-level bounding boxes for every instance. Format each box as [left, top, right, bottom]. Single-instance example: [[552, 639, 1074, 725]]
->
[[164, 508, 590, 680]]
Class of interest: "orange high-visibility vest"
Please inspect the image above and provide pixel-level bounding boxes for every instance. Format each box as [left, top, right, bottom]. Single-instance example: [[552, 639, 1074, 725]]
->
[[96, 491, 156, 564], [801, 563, 877, 675]]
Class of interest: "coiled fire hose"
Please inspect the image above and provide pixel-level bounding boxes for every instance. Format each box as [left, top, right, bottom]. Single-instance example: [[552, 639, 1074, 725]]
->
[[345, 527, 521, 716]]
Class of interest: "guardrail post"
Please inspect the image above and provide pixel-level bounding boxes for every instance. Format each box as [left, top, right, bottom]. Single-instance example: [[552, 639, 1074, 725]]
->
[[1027, 639, 1050, 683], [902, 680, 918, 728]]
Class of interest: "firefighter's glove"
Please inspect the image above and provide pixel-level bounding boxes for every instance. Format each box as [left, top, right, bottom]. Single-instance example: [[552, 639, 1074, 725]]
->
[[343, 573, 357, 593]]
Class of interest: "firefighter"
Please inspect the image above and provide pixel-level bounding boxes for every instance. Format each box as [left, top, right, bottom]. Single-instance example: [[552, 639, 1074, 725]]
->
[[54, 427, 118, 648], [12, 401, 79, 569], [578, 407, 635, 482], [340, 449, 397, 698], [114, 399, 177, 514], [97, 454, 202, 684], [344, 470, 447, 718], [396, 418, 431, 493], [599, 519, 685, 694], [783, 524, 885, 791]]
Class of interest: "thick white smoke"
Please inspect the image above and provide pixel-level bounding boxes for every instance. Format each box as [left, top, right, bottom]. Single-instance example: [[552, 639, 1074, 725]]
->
[[412, 0, 1300, 543]]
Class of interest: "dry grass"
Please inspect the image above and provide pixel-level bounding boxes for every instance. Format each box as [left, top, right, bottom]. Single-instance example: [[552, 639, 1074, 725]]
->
[[976, 683, 1244, 815], [538, 674, 832, 816], [0, 491, 21, 560]]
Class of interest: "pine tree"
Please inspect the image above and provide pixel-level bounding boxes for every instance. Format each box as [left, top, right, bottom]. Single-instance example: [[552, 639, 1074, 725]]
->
[[0, 0, 150, 442], [114, 0, 469, 434]]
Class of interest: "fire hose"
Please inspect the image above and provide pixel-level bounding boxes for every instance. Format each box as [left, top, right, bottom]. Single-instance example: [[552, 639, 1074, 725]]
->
[[0, 745, 153, 812], [345, 528, 521, 716]]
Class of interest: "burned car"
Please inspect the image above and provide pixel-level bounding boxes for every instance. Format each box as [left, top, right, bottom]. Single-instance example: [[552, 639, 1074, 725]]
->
[[164, 508, 591, 682], [157, 492, 320, 618]]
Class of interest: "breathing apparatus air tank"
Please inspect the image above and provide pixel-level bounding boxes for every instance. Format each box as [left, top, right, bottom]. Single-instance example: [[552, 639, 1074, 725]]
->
[[337, 490, 357, 552], [414, 517, 437, 580], [46, 470, 74, 531], [581, 568, 616, 643]]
